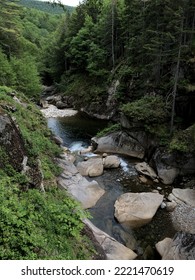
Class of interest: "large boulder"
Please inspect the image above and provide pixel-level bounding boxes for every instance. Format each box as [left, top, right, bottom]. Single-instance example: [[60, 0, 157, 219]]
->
[[168, 188, 195, 234], [156, 232, 195, 260], [103, 155, 120, 169], [92, 131, 145, 159], [77, 157, 104, 177], [151, 148, 195, 184], [151, 149, 179, 184], [114, 192, 164, 228], [83, 219, 137, 260], [168, 188, 195, 207], [77, 155, 121, 177], [57, 158, 105, 209]]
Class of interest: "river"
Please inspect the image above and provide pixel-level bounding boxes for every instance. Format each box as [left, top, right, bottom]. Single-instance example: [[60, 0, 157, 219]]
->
[[47, 112, 176, 259]]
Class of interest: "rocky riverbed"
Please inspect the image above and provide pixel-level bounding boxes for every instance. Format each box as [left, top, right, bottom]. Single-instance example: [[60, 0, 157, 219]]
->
[[40, 106, 195, 260]]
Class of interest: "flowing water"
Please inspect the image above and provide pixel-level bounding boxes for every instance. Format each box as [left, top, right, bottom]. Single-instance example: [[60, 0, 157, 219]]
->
[[47, 112, 176, 259]]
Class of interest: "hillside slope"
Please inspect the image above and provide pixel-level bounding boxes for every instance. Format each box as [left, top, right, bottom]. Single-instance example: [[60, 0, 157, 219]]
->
[[19, 0, 74, 14]]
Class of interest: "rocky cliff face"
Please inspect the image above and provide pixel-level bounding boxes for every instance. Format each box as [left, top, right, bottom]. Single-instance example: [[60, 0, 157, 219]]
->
[[0, 107, 43, 189], [0, 109, 26, 172]]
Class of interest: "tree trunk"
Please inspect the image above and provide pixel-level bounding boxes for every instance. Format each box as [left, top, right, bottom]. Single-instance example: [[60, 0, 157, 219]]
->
[[170, 19, 184, 135], [111, 0, 116, 69]]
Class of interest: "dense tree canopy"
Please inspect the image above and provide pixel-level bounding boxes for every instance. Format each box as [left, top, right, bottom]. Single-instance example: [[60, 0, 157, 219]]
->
[[0, 0, 64, 99]]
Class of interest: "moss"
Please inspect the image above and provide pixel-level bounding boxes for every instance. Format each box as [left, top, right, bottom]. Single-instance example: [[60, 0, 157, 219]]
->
[[96, 123, 121, 137]]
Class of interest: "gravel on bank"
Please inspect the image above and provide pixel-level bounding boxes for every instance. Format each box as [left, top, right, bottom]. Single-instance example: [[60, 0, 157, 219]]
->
[[40, 104, 78, 118]]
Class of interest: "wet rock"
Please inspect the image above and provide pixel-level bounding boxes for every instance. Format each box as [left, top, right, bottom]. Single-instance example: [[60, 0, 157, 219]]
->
[[83, 218, 137, 260], [114, 192, 164, 228]]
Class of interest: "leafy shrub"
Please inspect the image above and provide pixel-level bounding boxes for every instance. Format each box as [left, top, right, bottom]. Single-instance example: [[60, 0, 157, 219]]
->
[[10, 55, 41, 100], [96, 123, 121, 137], [121, 95, 169, 124], [169, 124, 195, 153], [0, 181, 91, 260], [0, 49, 16, 86]]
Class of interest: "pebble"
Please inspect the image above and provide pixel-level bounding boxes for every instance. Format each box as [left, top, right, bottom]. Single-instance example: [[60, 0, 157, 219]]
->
[[161, 202, 166, 209]]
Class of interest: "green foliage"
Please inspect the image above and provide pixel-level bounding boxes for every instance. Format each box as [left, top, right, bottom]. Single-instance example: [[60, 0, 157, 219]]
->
[[0, 0, 22, 57], [169, 124, 195, 153], [19, 0, 74, 14], [40, 0, 194, 132], [0, 0, 64, 98], [0, 182, 91, 259], [0, 88, 95, 260], [0, 50, 15, 86], [96, 123, 121, 137], [121, 95, 170, 125], [0, 87, 61, 180], [59, 73, 107, 106], [11, 55, 42, 100], [145, 124, 170, 146]]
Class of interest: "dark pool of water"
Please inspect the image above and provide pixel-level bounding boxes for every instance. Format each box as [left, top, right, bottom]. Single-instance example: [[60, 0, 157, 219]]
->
[[47, 112, 108, 148]]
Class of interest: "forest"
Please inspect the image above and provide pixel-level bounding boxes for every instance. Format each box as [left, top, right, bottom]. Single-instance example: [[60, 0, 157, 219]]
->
[[0, 0, 195, 260], [19, 0, 74, 14]]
